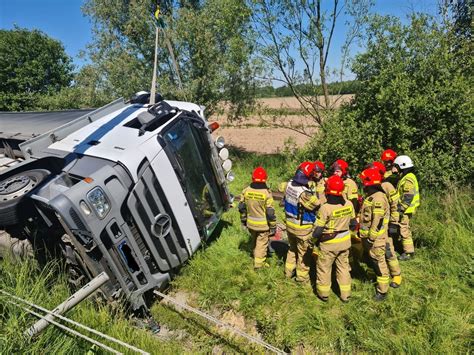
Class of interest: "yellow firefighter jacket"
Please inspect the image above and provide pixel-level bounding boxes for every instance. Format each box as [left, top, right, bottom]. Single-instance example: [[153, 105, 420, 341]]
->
[[381, 181, 400, 223], [343, 178, 358, 201], [359, 190, 390, 242], [397, 172, 420, 214], [239, 184, 276, 232], [314, 200, 355, 246]]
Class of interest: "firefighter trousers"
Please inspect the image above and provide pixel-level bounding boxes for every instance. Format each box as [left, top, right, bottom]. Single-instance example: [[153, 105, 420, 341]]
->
[[316, 240, 351, 301], [285, 231, 311, 282], [399, 213, 415, 254], [364, 236, 390, 294], [250, 229, 270, 268], [386, 236, 401, 278]]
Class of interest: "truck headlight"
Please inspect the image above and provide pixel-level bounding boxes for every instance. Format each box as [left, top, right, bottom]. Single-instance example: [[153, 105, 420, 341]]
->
[[219, 148, 229, 161], [226, 171, 235, 182], [87, 187, 110, 219], [222, 159, 232, 172], [215, 136, 225, 149]]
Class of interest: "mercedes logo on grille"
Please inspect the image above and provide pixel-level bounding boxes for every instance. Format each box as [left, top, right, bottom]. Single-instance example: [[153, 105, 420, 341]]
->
[[151, 214, 172, 238]]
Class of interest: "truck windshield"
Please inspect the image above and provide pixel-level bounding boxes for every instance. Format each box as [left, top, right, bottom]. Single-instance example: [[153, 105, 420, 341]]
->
[[163, 118, 224, 237]]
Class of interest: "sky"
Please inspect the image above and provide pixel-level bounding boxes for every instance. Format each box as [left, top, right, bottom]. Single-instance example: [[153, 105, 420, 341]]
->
[[0, 0, 439, 77]]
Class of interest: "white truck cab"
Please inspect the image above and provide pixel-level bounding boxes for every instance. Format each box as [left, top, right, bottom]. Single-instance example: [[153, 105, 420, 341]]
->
[[0, 93, 232, 309]]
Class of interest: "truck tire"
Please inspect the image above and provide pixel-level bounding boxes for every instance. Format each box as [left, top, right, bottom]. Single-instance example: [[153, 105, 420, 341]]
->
[[0, 169, 50, 226]]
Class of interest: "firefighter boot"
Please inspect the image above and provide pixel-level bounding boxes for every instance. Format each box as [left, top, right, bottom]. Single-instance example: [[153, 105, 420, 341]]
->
[[390, 275, 402, 288], [374, 291, 387, 302], [399, 252, 414, 261]]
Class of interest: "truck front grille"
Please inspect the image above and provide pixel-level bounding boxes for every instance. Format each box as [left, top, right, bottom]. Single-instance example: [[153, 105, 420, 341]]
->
[[126, 165, 189, 273]]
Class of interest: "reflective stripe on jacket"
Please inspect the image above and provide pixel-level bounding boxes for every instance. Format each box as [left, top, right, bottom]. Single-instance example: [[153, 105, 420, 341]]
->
[[359, 191, 390, 241], [397, 172, 420, 214], [239, 186, 275, 232], [381, 181, 400, 223], [284, 180, 318, 234]]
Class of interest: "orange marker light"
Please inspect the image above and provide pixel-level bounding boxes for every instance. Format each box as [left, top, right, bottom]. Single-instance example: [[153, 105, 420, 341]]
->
[[209, 122, 220, 132], [84, 177, 94, 183]]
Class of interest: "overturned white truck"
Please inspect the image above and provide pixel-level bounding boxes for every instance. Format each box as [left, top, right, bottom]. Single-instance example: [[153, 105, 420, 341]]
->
[[0, 93, 233, 309]]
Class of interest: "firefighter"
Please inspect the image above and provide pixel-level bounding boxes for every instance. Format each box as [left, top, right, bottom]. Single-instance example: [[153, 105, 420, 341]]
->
[[330, 159, 360, 214], [311, 161, 327, 206], [359, 168, 391, 301], [392, 155, 420, 261], [283, 161, 320, 282], [313, 175, 357, 302], [381, 149, 397, 180], [238, 167, 277, 269], [371, 161, 402, 288]]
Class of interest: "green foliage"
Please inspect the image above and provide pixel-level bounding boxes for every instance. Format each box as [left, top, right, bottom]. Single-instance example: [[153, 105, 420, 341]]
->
[[304, 14, 474, 187], [0, 28, 74, 111], [82, 0, 257, 117], [33, 65, 114, 110], [255, 80, 361, 98]]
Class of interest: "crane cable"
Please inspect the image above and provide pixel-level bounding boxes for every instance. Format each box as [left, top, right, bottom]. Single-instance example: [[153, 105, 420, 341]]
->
[[5, 299, 122, 354], [0, 289, 149, 355], [153, 290, 286, 354]]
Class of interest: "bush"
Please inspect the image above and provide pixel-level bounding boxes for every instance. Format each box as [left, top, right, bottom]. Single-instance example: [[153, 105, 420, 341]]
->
[[303, 14, 473, 188]]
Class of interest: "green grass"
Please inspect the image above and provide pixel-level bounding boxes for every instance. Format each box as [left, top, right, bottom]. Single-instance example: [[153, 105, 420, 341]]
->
[[1, 151, 473, 353]]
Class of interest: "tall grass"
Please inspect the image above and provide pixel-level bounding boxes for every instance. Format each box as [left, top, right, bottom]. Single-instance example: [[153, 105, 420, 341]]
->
[[1, 151, 472, 353], [0, 258, 187, 353]]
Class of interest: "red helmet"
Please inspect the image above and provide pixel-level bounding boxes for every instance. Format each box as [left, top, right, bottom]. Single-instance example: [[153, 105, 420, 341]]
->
[[359, 168, 382, 187], [331, 159, 349, 176], [313, 161, 325, 173], [371, 161, 386, 176], [381, 149, 397, 163], [252, 167, 267, 182], [298, 161, 315, 177], [326, 175, 345, 196]]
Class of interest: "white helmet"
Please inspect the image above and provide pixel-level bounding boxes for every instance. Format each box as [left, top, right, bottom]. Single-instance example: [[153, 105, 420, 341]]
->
[[394, 155, 414, 169]]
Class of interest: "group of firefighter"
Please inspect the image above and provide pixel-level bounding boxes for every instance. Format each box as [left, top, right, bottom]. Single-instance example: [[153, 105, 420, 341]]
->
[[238, 149, 420, 302]]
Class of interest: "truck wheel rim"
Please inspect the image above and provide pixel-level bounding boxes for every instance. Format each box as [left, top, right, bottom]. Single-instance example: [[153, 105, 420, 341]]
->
[[0, 174, 38, 201]]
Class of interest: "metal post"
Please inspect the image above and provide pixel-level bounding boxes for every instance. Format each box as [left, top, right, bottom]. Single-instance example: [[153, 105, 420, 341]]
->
[[26, 272, 109, 337], [149, 26, 160, 105]]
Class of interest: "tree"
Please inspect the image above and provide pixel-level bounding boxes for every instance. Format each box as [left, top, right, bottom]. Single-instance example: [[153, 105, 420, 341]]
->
[[304, 12, 473, 187], [0, 28, 74, 111], [250, 0, 371, 135], [81, 0, 257, 118]]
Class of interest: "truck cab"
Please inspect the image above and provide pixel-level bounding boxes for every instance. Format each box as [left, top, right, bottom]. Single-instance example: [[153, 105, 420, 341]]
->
[[0, 94, 233, 309]]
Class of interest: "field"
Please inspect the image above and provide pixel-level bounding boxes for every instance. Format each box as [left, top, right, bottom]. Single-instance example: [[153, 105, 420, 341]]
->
[[1, 149, 472, 354], [211, 95, 352, 154]]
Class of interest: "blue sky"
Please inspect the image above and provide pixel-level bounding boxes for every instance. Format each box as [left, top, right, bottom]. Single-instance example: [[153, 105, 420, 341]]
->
[[0, 0, 439, 76]]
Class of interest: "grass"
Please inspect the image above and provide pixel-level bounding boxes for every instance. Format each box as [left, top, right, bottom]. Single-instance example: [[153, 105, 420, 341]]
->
[[1, 151, 473, 353]]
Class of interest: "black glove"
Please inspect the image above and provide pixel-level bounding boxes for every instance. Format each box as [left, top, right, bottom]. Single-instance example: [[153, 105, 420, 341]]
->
[[269, 227, 276, 236], [364, 238, 374, 247], [388, 223, 399, 237]]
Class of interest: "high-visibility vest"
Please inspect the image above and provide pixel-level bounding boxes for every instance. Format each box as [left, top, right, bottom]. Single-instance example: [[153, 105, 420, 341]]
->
[[397, 172, 420, 214], [284, 181, 316, 230]]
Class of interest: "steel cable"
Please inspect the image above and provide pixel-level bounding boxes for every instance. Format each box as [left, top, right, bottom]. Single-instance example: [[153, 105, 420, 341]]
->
[[0, 289, 149, 355], [153, 290, 286, 354], [5, 300, 122, 355]]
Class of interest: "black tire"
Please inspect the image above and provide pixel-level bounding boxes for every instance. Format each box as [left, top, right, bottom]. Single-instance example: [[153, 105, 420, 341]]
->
[[0, 169, 50, 226]]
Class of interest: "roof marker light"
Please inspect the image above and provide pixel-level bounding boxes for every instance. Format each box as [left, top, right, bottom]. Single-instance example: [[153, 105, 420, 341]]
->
[[209, 122, 220, 132]]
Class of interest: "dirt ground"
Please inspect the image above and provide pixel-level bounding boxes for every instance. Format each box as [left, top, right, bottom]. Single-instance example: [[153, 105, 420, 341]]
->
[[211, 95, 352, 154], [258, 94, 353, 109]]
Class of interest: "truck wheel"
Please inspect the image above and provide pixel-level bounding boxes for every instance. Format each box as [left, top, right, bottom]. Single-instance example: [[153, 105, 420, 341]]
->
[[61, 236, 92, 290], [0, 169, 50, 226]]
